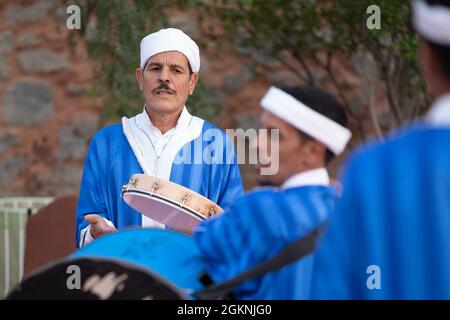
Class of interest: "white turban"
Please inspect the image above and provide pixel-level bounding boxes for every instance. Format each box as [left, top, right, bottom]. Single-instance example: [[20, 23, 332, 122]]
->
[[139, 28, 200, 72], [260, 86, 352, 155]]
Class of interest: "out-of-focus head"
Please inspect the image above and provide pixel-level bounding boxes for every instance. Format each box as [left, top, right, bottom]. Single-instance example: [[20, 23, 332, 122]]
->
[[253, 86, 351, 187], [413, 0, 450, 99]]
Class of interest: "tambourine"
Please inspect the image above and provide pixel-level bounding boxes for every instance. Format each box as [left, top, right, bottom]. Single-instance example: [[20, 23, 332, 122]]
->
[[121, 174, 223, 233]]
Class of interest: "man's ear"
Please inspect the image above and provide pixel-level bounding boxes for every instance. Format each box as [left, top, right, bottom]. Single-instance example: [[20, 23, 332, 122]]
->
[[421, 40, 439, 75], [135, 67, 143, 90], [305, 140, 327, 167], [189, 72, 199, 95], [420, 40, 444, 100]]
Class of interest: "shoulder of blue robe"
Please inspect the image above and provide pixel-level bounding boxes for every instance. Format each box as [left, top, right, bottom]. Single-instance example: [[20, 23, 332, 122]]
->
[[75, 123, 143, 247], [311, 125, 450, 299], [194, 185, 337, 299], [170, 121, 244, 208]]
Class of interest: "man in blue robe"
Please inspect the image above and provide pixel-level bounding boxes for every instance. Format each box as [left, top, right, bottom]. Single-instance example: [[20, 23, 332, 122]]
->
[[311, 0, 450, 299], [194, 86, 352, 299], [75, 28, 244, 248]]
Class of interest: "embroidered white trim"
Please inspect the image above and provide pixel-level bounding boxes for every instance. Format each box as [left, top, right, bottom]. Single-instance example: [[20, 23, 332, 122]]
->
[[260, 86, 352, 155], [122, 117, 153, 175]]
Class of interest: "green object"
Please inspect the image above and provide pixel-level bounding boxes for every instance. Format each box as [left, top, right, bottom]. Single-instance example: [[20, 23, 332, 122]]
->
[[191, 0, 427, 138], [0, 197, 53, 298]]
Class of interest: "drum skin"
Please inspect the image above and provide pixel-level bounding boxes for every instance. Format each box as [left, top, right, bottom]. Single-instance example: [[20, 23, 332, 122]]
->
[[122, 191, 203, 233]]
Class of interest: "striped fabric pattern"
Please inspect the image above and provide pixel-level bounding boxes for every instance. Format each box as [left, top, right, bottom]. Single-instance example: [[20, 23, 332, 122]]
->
[[195, 185, 337, 299]]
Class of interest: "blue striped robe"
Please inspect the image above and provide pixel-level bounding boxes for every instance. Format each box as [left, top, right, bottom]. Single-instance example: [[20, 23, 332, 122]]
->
[[194, 185, 337, 299], [311, 124, 450, 299], [75, 121, 244, 247]]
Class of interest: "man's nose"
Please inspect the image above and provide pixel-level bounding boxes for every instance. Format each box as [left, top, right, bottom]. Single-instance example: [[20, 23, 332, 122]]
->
[[158, 67, 170, 83]]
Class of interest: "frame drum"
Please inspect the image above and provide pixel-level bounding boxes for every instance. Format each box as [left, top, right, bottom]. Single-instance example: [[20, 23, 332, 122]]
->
[[121, 174, 223, 233]]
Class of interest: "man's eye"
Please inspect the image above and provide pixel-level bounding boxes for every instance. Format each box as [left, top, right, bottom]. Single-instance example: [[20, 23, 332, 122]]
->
[[267, 129, 280, 139], [175, 69, 182, 73]]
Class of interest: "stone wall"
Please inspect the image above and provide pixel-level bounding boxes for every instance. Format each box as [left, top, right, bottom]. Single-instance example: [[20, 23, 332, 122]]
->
[[0, 0, 379, 196], [0, 0, 101, 196]]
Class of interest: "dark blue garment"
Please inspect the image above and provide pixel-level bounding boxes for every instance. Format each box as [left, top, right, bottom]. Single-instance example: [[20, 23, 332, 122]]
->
[[311, 124, 450, 299], [194, 185, 337, 299], [75, 122, 244, 247]]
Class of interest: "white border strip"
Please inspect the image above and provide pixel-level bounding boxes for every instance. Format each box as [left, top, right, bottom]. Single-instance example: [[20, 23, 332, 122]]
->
[[122, 116, 152, 175], [413, 0, 450, 45], [260, 86, 352, 155]]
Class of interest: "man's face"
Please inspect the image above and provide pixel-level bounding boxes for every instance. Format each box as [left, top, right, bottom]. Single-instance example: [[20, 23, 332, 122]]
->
[[251, 111, 325, 187], [136, 51, 199, 115]]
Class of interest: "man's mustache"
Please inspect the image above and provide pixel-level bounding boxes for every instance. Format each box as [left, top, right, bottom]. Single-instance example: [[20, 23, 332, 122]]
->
[[152, 83, 176, 94]]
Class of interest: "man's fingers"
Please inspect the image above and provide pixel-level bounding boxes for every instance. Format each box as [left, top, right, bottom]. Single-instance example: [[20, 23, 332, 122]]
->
[[92, 224, 117, 239], [104, 225, 118, 233], [84, 214, 117, 239], [84, 214, 103, 225]]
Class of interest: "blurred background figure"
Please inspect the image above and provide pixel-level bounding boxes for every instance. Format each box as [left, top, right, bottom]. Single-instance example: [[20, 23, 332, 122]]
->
[[311, 0, 450, 300], [193, 86, 351, 299]]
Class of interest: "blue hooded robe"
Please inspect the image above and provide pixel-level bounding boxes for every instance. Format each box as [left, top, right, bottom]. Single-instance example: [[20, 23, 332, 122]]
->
[[75, 120, 244, 247], [311, 123, 450, 299]]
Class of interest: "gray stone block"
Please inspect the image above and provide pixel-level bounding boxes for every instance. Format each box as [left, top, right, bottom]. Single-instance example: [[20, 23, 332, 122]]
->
[[2, 79, 54, 126], [17, 32, 41, 48], [0, 57, 10, 80], [0, 31, 13, 54], [223, 63, 255, 94], [57, 117, 97, 159], [0, 155, 26, 186], [40, 163, 82, 196], [18, 49, 69, 74], [0, 133, 17, 154], [5, 0, 56, 24], [66, 84, 87, 96]]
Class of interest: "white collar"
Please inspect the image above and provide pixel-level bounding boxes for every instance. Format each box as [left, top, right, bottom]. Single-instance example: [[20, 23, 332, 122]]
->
[[426, 93, 450, 127], [281, 168, 330, 190], [136, 106, 192, 137]]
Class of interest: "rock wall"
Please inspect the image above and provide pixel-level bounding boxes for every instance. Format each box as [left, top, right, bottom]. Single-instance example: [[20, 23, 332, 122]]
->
[[0, 0, 101, 196], [0, 0, 378, 196]]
